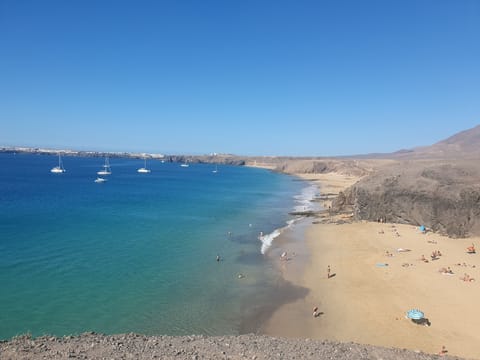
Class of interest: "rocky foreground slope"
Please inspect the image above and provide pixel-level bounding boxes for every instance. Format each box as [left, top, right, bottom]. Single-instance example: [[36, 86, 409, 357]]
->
[[0, 333, 464, 360]]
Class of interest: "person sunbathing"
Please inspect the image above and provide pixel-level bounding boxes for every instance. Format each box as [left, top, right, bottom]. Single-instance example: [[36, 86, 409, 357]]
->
[[439, 267, 453, 274], [467, 244, 476, 254], [420, 255, 429, 263], [461, 273, 475, 282]]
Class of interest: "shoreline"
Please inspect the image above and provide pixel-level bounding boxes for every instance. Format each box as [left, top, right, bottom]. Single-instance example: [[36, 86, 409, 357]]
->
[[261, 172, 480, 360], [0, 155, 310, 341]]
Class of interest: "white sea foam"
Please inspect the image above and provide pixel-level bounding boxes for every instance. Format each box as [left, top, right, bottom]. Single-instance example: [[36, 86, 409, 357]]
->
[[293, 184, 320, 212], [259, 183, 320, 254], [259, 227, 285, 255]]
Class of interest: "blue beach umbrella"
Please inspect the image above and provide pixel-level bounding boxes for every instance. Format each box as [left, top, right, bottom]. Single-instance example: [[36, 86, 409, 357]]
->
[[406, 309, 425, 320]]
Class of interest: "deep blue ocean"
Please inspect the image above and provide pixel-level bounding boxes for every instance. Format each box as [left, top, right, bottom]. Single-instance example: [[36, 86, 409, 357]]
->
[[0, 153, 315, 339]]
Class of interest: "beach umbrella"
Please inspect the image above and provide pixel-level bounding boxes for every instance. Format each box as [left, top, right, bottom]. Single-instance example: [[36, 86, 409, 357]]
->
[[406, 309, 425, 320]]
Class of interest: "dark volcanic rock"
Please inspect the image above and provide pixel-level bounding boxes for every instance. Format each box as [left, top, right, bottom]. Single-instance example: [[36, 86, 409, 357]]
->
[[332, 161, 480, 237]]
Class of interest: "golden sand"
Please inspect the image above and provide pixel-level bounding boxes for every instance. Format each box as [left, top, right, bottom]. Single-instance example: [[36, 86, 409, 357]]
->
[[263, 173, 480, 359]]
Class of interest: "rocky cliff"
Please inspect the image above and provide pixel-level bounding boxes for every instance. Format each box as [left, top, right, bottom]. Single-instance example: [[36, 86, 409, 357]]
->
[[272, 159, 373, 177], [332, 160, 480, 237]]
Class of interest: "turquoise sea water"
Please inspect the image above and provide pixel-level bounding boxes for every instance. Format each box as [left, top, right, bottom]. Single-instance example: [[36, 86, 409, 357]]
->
[[0, 153, 313, 339]]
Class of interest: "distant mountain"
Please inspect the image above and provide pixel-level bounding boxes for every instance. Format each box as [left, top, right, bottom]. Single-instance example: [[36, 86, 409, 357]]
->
[[350, 124, 480, 160], [404, 124, 480, 159]]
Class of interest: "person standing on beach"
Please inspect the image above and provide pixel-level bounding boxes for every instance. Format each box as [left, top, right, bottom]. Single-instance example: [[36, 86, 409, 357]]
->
[[327, 265, 331, 279]]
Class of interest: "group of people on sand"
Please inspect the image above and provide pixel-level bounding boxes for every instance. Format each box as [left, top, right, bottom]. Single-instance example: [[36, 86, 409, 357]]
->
[[422, 250, 477, 282], [431, 250, 442, 260], [455, 262, 476, 268], [418, 250, 478, 282], [419, 250, 442, 262]]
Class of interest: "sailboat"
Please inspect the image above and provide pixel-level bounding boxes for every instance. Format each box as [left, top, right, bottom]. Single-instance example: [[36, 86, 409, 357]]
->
[[97, 157, 112, 176], [137, 157, 151, 173], [212, 164, 218, 173], [50, 154, 66, 173], [180, 159, 189, 167], [94, 177, 107, 183]]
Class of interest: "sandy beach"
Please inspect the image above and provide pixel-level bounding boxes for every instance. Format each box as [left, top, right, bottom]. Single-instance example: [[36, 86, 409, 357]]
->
[[263, 172, 480, 360]]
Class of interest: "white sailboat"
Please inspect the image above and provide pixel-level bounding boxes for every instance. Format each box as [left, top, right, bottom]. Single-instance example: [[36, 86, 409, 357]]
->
[[50, 154, 66, 173], [94, 177, 107, 183], [180, 159, 189, 167], [137, 157, 151, 173], [212, 164, 218, 173], [97, 157, 112, 176]]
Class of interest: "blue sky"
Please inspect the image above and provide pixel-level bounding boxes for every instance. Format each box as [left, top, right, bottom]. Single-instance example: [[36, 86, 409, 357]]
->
[[1, 0, 479, 156]]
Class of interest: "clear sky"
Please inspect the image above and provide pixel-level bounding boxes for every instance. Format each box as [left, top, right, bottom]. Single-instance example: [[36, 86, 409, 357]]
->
[[1, 0, 479, 156]]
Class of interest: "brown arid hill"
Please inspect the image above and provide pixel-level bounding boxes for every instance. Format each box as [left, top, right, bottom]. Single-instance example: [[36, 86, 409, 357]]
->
[[358, 124, 480, 160], [328, 124, 480, 237], [254, 124, 480, 238], [266, 158, 378, 177]]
